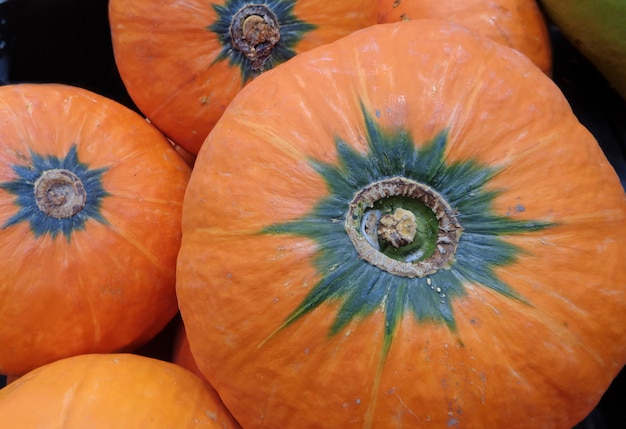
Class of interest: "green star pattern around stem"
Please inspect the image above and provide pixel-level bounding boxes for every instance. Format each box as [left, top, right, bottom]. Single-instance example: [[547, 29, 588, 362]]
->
[[209, 0, 316, 83], [262, 104, 554, 359], [0, 145, 109, 241]]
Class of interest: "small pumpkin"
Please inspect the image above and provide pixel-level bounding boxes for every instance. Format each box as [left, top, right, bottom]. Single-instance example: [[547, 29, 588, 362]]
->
[[172, 319, 212, 383], [0, 83, 191, 376], [377, 0, 553, 75], [170, 322, 245, 429], [0, 353, 241, 429], [109, 0, 378, 155], [176, 20, 626, 429]]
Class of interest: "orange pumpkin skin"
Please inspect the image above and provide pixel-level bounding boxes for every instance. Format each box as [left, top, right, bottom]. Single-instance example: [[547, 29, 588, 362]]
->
[[377, 0, 552, 75], [176, 20, 626, 429], [109, 0, 378, 156], [171, 324, 243, 429], [171, 319, 246, 427], [0, 84, 191, 376], [0, 353, 241, 429]]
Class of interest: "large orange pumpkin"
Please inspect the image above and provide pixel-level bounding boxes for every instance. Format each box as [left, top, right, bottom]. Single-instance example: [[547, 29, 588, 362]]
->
[[0, 83, 191, 376], [176, 20, 626, 428], [0, 353, 241, 428], [109, 0, 378, 155], [377, 0, 552, 75]]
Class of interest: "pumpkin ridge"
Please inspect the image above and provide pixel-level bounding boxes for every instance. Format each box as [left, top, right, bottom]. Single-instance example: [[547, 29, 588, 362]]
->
[[480, 129, 573, 178], [136, 70, 201, 122], [97, 215, 176, 275], [104, 191, 185, 207], [233, 117, 312, 162], [507, 293, 607, 365], [363, 310, 397, 429]]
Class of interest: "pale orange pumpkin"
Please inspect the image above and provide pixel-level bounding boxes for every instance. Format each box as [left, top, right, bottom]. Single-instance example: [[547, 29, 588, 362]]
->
[[377, 0, 552, 75], [0, 353, 242, 429]]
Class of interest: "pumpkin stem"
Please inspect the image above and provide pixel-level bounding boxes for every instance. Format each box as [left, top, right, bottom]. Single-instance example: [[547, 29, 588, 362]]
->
[[378, 208, 417, 248], [34, 169, 87, 219], [230, 4, 281, 71], [345, 176, 463, 278]]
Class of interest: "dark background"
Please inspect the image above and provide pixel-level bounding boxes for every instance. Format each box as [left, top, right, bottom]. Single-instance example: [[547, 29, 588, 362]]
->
[[0, 1, 624, 427]]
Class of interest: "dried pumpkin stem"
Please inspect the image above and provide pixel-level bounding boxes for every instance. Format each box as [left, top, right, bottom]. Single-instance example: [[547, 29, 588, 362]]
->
[[230, 4, 281, 71], [378, 208, 417, 248], [345, 176, 463, 278], [34, 169, 87, 219]]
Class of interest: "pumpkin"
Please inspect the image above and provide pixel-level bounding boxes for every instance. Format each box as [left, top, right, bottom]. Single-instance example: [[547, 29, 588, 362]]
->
[[0, 353, 241, 429], [176, 20, 626, 429], [172, 319, 208, 382], [108, 0, 378, 155], [0, 83, 191, 377], [170, 321, 246, 428], [377, 0, 553, 75]]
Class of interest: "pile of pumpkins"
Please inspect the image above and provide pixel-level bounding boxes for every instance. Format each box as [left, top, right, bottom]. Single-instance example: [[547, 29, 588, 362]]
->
[[0, 1, 624, 428]]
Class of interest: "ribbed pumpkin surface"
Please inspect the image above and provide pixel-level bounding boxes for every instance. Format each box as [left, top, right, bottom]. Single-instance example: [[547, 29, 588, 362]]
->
[[0, 83, 191, 376], [109, 0, 378, 154], [176, 20, 626, 429]]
